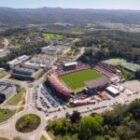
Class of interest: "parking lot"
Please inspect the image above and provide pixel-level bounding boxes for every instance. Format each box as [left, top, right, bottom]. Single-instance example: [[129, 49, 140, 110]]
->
[[34, 80, 140, 119], [35, 84, 62, 115], [121, 80, 140, 92]]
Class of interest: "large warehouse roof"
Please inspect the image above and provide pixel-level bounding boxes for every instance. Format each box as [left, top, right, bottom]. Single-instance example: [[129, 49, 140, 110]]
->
[[8, 55, 29, 67], [106, 86, 120, 95], [64, 62, 77, 67]]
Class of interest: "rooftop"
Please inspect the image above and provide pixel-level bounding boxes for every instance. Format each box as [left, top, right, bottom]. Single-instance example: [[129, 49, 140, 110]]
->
[[8, 55, 29, 66], [106, 86, 120, 95], [85, 76, 110, 89], [64, 62, 77, 67]]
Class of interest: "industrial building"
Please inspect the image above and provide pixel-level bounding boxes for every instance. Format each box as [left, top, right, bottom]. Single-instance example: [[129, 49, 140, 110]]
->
[[41, 45, 69, 55], [63, 62, 78, 71], [41, 46, 62, 55], [24, 54, 56, 69], [8, 54, 56, 81], [106, 86, 120, 97], [11, 65, 44, 81], [7, 55, 30, 68]]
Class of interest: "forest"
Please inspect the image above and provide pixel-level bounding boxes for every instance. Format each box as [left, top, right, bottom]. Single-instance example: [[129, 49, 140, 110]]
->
[[78, 30, 140, 63], [47, 99, 140, 140]]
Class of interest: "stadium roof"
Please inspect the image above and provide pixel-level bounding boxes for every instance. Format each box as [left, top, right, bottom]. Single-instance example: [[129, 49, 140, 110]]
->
[[48, 74, 72, 98], [106, 86, 120, 95], [85, 76, 110, 89], [64, 62, 77, 67]]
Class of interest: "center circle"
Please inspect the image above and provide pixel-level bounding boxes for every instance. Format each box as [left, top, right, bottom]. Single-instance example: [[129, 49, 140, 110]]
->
[[15, 114, 41, 133]]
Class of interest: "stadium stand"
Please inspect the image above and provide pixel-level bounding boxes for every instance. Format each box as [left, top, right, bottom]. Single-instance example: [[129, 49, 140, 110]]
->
[[95, 63, 117, 78], [56, 63, 90, 76], [47, 74, 72, 98]]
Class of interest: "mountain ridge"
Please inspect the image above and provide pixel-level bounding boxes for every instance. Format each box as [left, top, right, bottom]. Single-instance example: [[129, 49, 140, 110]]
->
[[0, 7, 140, 26]]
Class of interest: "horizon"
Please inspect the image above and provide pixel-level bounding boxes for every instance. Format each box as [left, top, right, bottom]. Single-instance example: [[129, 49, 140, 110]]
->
[[1, 6, 140, 11], [0, 0, 140, 10]]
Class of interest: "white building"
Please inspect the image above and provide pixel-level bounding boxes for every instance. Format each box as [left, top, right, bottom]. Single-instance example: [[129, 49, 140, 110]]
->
[[64, 62, 77, 67], [41, 46, 62, 55], [7, 55, 30, 68], [106, 86, 120, 96]]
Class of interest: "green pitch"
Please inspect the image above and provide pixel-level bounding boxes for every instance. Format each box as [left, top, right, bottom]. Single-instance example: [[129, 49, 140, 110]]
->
[[43, 33, 62, 39], [59, 69, 102, 90]]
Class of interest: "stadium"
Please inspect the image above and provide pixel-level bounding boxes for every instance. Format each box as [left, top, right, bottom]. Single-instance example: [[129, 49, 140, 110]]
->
[[47, 62, 119, 99]]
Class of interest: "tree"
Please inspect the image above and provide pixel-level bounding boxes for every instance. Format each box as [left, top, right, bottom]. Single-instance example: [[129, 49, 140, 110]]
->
[[116, 125, 132, 140], [129, 99, 140, 121], [135, 69, 140, 79], [78, 115, 103, 140], [70, 111, 81, 123], [103, 104, 128, 126], [47, 118, 66, 134]]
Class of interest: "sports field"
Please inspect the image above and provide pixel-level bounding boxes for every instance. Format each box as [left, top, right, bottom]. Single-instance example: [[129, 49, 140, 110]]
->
[[43, 33, 62, 39], [59, 69, 103, 90]]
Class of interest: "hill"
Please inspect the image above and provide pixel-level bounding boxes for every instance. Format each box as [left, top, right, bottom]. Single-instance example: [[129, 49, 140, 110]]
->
[[0, 7, 140, 26], [47, 99, 140, 140]]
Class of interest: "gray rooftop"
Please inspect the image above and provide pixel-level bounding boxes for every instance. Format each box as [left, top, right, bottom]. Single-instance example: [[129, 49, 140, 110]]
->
[[85, 76, 110, 89]]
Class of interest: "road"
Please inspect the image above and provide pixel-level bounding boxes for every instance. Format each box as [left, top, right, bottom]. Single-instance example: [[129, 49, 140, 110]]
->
[[0, 73, 50, 140], [76, 47, 85, 59]]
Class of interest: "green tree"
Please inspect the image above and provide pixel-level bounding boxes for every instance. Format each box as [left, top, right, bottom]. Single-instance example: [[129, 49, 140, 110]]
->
[[135, 69, 140, 79], [78, 115, 103, 140], [70, 111, 81, 123]]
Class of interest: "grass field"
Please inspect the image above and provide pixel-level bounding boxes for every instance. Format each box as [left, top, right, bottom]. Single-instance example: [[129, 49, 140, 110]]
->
[[43, 33, 62, 39], [0, 71, 7, 78], [47, 131, 77, 140], [72, 31, 83, 35], [0, 137, 23, 140], [0, 138, 9, 140], [66, 48, 80, 56], [7, 88, 25, 106], [59, 69, 102, 90], [40, 135, 48, 140], [0, 109, 15, 123], [16, 114, 41, 133]]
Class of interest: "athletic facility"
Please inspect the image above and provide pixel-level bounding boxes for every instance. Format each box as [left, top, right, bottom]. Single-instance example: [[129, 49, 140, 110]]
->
[[59, 69, 102, 90], [47, 62, 119, 99]]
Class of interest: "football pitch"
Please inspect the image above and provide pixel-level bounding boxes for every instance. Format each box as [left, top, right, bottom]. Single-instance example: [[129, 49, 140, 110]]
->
[[59, 69, 103, 90]]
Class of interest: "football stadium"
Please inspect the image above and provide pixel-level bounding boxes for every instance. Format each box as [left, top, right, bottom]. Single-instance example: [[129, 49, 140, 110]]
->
[[59, 69, 103, 90], [47, 62, 119, 99]]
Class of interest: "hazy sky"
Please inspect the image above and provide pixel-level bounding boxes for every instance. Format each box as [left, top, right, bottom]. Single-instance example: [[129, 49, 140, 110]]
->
[[0, 0, 140, 10]]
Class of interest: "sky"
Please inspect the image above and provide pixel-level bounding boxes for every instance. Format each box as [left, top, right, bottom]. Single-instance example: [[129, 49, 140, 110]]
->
[[0, 0, 140, 10]]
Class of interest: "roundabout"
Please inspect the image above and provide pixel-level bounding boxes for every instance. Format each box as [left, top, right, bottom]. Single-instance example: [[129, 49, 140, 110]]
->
[[15, 114, 41, 133]]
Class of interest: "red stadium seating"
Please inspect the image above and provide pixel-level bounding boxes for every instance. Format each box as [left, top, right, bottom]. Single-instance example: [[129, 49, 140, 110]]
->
[[95, 63, 116, 78], [47, 74, 72, 98], [56, 63, 91, 76]]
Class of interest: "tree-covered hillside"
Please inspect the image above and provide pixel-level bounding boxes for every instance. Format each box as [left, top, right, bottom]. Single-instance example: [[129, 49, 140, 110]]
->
[[78, 30, 140, 63], [47, 99, 140, 140], [0, 7, 140, 26]]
